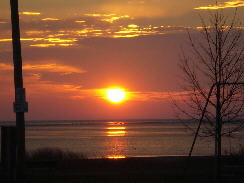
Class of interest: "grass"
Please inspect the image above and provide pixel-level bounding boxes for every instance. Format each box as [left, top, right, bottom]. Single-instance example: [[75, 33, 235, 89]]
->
[[224, 144, 244, 157], [229, 144, 244, 157], [26, 147, 87, 161]]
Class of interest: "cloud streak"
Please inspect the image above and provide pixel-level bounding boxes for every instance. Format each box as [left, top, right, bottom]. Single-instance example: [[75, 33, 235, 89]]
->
[[195, 0, 244, 10], [0, 63, 86, 74], [0, 17, 192, 48], [41, 18, 60, 21], [20, 12, 41, 15]]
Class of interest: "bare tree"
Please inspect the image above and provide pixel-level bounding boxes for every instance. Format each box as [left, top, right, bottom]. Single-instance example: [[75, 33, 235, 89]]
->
[[177, 7, 244, 157]]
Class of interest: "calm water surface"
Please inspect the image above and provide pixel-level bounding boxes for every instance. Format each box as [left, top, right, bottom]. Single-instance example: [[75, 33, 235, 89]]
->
[[0, 119, 244, 158]]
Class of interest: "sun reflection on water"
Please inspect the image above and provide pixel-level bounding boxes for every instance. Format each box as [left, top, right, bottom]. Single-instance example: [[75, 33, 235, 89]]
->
[[106, 122, 127, 159], [106, 122, 126, 136], [107, 127, 126, 130], [107, 131, 126, 136], [107, 155, 126, 159]]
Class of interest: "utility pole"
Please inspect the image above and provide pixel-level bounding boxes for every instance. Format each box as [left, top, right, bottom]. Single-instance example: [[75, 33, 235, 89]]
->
[[10, 0, 28, 182]]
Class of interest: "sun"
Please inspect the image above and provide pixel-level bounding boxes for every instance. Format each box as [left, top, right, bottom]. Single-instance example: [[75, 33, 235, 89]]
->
[[106, 88, 126, 103]]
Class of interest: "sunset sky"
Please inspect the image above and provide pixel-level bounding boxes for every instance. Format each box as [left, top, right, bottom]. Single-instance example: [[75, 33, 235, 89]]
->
[[0, 0, 244, 120]]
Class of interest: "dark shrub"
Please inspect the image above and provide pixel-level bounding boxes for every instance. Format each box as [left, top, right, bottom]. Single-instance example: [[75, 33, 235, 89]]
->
[[27, 147, 86, 161]]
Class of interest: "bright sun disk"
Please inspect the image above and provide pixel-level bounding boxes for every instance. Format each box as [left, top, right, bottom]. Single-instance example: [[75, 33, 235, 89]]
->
[[106, 88, 126, 103]]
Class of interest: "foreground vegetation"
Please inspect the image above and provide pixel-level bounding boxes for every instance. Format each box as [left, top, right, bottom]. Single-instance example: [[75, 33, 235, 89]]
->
[[26, 147, 87, 161]]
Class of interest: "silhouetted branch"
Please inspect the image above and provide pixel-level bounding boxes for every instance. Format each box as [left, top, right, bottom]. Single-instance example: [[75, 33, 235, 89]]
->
[[175, 8, 244, 153]]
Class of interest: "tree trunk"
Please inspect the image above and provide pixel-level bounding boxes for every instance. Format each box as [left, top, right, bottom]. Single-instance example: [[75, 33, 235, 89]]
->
[[215, 83, 222, 182]]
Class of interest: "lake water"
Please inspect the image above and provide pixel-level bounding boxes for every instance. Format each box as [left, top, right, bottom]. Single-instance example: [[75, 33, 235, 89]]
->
[[0, 119, 244, 158]]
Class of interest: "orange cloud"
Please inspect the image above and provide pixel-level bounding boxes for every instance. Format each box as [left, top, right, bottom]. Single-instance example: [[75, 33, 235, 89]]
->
[[29, 44, 56, 47], [100, 2, 166, 18], [195, 0, 244, 10], [41, 18, 60, 21], [101, 15, 130, 23], [0, 36, 77, 48], [44, 38, 77, 43], [25, 30, 50, 35], [0, 63, 12, 70], [75, 20, 86, 23], [128, 90, 194, 102], [0, 38, 44, 42], [23, 63, 85, 74], [84, 13, 116, 17], [29, 43, 74, 47], [20, 12, 41, 15], [84, 13, 130, 23], [0, 63, 86, 74]]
